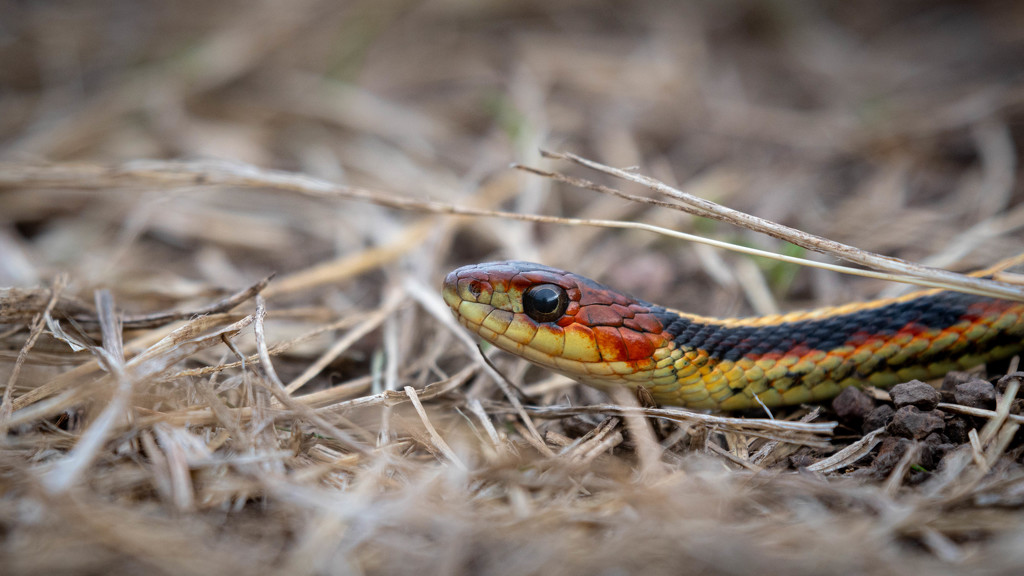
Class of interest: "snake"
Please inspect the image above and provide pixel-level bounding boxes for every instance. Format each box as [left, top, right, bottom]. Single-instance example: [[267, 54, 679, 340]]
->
[[442, 260, 1024, 411]]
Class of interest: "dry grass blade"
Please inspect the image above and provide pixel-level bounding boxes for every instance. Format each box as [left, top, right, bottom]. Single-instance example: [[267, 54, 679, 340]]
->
[[404, 385, 467, 470], [533, 152, 1024, 300], [884, 442, 923, 495], [42, 290, 129, 493], [749, 407, 822, 466], [0, 274, 66, 430], [317, 366, 477, 412], [0, 285, 91, 323], [706, 441, 762, 471], [568, 420, 624, 465], [9, 311, 256, 431], [465, 398, 505, 455], [506, 403, 835, 448], [608, 388, 665, 478], [3, 160, 1021, 299], [805, 428, 886, 473], [0, 275, 272, 328], [936, 403, 1024, 426], [405, 276, 554, 456], [980, 375, 1021, 445], [114, 275, 274, 329], [10, 312, 252, 414], [283, 293, 403, 395], [250, 296, 370, 455]]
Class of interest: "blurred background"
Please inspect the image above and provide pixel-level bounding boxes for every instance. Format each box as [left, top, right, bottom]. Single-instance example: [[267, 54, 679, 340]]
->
[[2, 1, 1024, 574], [3, 0, 1023, 303]]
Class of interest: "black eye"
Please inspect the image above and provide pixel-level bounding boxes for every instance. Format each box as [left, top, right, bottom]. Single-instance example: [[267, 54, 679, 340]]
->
[[523, 284, 568, 323]]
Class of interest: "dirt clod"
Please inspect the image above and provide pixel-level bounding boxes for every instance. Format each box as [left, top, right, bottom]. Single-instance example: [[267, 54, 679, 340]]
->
[[942, 371, 977, 392], [832, 386, 875, 423], [863, 404, 896, 434], [921, 433, 955, 469], [943, 416, 971, 444], [996, 372, 1024, 395], [871, 436, 915, 477], [887, 406, 945, 440], [954, 380, 997, 410], [890, 380, 941, 411]]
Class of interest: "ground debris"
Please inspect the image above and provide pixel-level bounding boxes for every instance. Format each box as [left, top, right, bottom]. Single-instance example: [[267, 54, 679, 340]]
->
[[888, 406, 946, 440], [891, 380, 942, 411], [955, 379, 998, 410], [832, 386, 875, 423], [864, 404, 896, 435]]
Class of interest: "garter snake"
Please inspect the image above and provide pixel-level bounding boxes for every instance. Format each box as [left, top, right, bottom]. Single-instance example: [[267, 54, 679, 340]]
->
[[442, 261, 1024, 410]]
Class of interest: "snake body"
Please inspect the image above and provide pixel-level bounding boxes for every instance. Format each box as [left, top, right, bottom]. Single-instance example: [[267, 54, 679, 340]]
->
[[443, 261, 1024, 410]]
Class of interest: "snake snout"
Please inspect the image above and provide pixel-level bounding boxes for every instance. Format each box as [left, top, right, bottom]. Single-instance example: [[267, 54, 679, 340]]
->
[[442, 266, 495, 312], [441, 270, 463, 311]]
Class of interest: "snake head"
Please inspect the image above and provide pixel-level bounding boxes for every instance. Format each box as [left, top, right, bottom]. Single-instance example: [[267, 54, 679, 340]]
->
[[443, 261, 671, 386]]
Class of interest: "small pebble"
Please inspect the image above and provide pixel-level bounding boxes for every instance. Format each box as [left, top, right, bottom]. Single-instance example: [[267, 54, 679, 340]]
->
[[944, 417, 970, 444], [872, 436, 914, 476], [887, 406, 945, 440], [921, 432, 954, 469], [863, 404, 895, 434], [942, 371, 976, 392], [954, 379, 996, 410], [996, 372, 1024, 395], [832, 386, 875, 422], [890, 380, 942, 410]]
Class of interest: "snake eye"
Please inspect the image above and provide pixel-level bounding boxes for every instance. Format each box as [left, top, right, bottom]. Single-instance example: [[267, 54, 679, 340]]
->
[[523, 284, 568, 323]]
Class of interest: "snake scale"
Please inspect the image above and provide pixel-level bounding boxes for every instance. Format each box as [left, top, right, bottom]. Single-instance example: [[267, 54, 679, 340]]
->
[[443, 261, 1024, 410]]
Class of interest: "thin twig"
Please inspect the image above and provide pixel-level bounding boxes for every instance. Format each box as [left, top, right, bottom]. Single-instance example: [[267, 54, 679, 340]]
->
[[543, 150, 1024, 300], [494, 402, 835, 448], [0, 274, 67, 431], [250, 296, 370, 455], [405, 385, 467, 470], [114, 274, 275, 329], [42, 290, 130, 493], [805, 428, 886, 473], [403, 276, 554, 456], [283, 294, 404, 395], [1, 160, 1022, 300]]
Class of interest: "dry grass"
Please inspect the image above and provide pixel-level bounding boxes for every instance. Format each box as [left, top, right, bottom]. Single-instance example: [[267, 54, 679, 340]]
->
[[2, 1, 1024, 575]]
